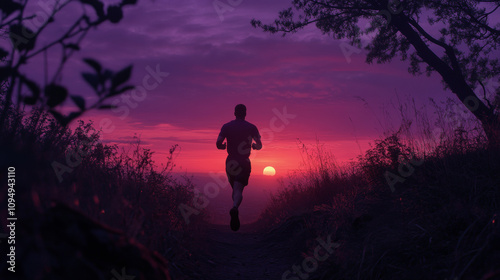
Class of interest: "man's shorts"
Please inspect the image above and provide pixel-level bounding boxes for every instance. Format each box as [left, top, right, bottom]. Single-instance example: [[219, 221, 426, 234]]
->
[[225, 156, 251, 188]]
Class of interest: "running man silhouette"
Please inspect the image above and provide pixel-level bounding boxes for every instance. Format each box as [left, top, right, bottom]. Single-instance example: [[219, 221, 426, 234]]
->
[[216, 104, 262, 231]]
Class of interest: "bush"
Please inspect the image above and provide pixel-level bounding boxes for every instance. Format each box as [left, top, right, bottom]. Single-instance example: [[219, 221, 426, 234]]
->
[[258, 100, 500, 279], [0, 104, 205, 278]]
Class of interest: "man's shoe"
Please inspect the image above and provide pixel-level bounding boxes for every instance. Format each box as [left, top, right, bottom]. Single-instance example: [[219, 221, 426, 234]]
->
[[230, 207, 240, 231]]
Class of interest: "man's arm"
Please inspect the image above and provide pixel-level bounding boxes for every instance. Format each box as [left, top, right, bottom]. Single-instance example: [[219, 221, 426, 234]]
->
[[252, 137, 262, 150], [216, 135, 226, 150], [251, 127, 262, 150]]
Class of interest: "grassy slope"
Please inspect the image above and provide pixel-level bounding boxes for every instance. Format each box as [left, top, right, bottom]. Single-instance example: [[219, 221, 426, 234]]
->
[[258, 132, 500, 280], [0, 106, 206, 279]]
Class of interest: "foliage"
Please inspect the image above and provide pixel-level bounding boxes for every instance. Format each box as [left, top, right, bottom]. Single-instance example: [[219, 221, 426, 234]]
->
[[252, 0, 500, 143], [252, 0, 499, 88], [258, 100, 500, 279], [0, 0, 138, 127], [0, 105, 205, 279]]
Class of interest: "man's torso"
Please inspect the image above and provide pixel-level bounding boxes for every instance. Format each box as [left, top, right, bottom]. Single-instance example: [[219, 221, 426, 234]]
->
[[220, 120, 258, 158]]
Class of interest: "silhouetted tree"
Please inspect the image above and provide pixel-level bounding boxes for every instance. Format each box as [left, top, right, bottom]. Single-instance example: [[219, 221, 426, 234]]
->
[[252, 0, 500, 146], [0, 0, 137, 128]]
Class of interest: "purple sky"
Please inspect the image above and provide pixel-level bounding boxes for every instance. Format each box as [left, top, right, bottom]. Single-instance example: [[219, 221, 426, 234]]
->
[[21, 0, 463, 174]]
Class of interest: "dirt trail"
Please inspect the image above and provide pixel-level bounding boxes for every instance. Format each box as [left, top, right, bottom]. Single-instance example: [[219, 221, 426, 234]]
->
[[198, 223, 297, 280]]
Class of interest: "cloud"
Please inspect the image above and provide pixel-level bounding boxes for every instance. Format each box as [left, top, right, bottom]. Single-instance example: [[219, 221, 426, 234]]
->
[[28, 0, 452, 173]]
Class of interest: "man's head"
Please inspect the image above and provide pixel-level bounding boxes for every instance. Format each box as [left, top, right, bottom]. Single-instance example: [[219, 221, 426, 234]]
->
[[234, 104, 246, 119]]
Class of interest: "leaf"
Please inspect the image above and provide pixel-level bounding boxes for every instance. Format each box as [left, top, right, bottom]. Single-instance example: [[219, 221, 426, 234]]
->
[[122, 0, 137, 5], [71, 96, 86, 110], [112, 65, 132, 88], [20, 76, 40, 104], [45, 84, 68, 108], [98, 104, 118, 109], [0, 1, 23, 17], [67, 111, 82, 122], [108, 85, 134, 97], [79, 0, 105, 19], [82, 72, 99, 92], [49, 110, 67, 126], [9, 24, 37, 51], [22, 78, 40, 95], [99, 69, 113, 86], [24, 97, 37, 105], [102, 69, 113, 80], [0, 48, 8, 60], [65, 44, 80, 51], [107, 6, 123, 24], [83, 58, 102, 73], [0, 67, 13, 80]]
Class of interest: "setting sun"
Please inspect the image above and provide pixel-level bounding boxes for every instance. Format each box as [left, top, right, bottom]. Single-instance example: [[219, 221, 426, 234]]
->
[[263, 166, 276, 176]]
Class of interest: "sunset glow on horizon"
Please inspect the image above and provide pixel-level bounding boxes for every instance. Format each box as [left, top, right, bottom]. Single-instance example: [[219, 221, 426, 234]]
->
[[263, 166, 276, 176], [51, 0, 455, 176]]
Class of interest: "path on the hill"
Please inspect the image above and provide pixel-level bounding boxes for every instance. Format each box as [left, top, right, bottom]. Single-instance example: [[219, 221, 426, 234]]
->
[[198, 223, 298, 280]]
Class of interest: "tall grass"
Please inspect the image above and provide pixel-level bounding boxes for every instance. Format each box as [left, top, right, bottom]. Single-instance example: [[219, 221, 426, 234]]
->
[[260, 98, 500, 280], [0, 102, 205, 278]]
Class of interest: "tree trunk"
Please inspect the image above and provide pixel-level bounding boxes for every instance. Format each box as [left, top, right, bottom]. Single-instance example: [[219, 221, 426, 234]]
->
[[459, 87, 500, 148], [392, 15, 500, 147]]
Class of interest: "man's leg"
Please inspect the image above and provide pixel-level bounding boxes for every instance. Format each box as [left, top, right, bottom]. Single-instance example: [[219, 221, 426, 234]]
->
[[232, 181, 244, 209], [227, 157, 250, 231], [229, 182, 243, 231]]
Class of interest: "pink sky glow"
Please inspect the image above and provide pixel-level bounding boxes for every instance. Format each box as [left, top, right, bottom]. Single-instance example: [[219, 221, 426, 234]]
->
[[29, 0, 463, 175]]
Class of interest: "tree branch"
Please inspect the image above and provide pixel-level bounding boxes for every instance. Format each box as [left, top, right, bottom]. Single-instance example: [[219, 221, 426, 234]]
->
[[309, 0, 380, 11], [407, 18, 448, 50], [407, 17, 463, 75]]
